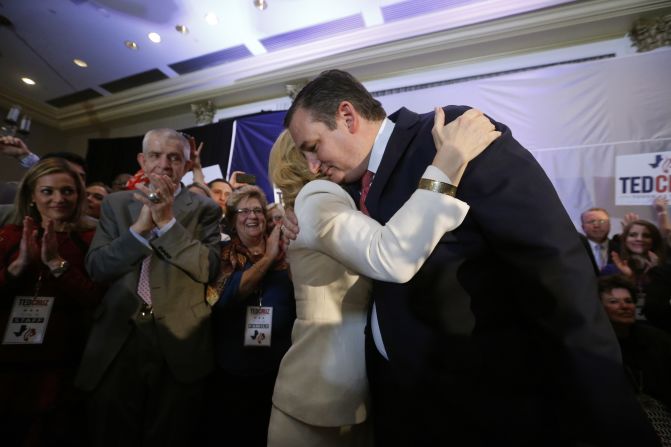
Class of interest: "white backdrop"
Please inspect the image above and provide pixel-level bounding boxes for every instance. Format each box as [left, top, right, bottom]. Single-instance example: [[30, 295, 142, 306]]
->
[[377, 47, 671, 233]]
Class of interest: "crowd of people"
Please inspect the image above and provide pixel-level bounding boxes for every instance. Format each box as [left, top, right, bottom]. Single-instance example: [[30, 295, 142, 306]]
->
[[1, 69, 670, 447]]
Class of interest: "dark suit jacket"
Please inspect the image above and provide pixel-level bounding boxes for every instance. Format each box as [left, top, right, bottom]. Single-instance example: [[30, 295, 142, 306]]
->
[[75, 188, 221, 391], [579, 234, 617, 275], [364, 106, 658, 446]]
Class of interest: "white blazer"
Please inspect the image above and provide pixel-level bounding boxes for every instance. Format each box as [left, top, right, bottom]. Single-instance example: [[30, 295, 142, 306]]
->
[[271, 167, 469, 427]]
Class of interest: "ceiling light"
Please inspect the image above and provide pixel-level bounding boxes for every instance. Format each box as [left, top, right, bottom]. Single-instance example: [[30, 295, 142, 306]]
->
[[253, 0, 268, 10], [148, 32, 161, 43], [73, 58, 88, 68], [21, 77, 36, 85], [205, 12, 218, 26], [175, 24, 189, 34], [125, 40, 138, 50]]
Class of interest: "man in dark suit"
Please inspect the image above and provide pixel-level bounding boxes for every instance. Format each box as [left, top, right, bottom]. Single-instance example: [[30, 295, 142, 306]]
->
[[75, 129, 221, 446], [580, 207, 617, 274], [285, 70, 658, 446]]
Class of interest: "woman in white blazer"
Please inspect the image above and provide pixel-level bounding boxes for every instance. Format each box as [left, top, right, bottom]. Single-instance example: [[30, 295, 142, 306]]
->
[[266, 109, 499, 446]]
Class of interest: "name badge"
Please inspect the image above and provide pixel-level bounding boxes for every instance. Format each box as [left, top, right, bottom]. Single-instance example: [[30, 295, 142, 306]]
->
[[244, 306, 272, 347], [2, 296, 55, 344]]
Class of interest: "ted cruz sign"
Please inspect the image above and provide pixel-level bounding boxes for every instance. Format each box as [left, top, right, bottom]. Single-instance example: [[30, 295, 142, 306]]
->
[[615, 151, 671, 205]]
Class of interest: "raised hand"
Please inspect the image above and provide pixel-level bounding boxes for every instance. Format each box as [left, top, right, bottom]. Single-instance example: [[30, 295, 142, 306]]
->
[[0, 136, 31, 159], [621, 212, 639, 230], [431, 107, 501, 185], [611, 251, 633, 278], [265, 224, 282, 261], [41, 218, 63, 269], [8, 216, 40, 277], [134, 174, 175, 229]]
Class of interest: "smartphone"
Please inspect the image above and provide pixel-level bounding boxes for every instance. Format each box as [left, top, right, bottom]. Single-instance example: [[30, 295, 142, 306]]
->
[[236, 173, 256, 185]]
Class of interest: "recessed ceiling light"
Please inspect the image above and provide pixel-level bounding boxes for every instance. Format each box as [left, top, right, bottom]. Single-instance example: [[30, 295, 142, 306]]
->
[[73, 58, 88, 68], [175, 24, 189, 34], [205, 12, 218, 26], [253, 0, 268, 10], [21, 77, 36, 85], [148, 32, 161, 43], [125, 40, 138, 50]]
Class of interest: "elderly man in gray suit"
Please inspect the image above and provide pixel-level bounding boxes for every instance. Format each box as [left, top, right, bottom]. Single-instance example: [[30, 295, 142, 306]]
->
[[75, 129, 221, 446]]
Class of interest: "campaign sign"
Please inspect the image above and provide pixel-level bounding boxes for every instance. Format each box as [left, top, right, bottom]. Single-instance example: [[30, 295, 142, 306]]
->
[[2, 296, 54, 344], [615, 151, 671, 205]]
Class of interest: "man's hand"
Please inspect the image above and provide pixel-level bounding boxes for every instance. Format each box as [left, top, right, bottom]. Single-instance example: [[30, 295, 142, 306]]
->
[[0, 136, 31, 159], [134, 174, 175, 229], [130, 202, 155, 236], [279, 208, 299, 252]]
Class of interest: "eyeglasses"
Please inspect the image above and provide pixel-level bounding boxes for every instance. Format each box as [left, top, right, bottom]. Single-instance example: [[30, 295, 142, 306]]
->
[[236, 207, 264, 216], [585, 219, 609, 225], [271, 215, 283, 222]]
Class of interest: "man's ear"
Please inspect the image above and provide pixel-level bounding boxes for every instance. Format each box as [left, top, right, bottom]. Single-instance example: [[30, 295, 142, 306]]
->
[[137, 152, 145, 170], [337, 101, 359, 133], [184, 159, 193, 172]]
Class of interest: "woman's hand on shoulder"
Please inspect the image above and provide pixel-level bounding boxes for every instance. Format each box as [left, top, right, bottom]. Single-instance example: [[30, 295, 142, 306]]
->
[[431, 107, 501, 185]]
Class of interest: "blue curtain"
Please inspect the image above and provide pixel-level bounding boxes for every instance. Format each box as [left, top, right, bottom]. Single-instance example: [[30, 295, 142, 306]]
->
[[229, 111, 286, 203]]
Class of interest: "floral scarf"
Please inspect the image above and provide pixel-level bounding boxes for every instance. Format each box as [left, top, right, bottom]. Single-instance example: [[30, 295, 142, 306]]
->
[[206, 236, 288, 305]]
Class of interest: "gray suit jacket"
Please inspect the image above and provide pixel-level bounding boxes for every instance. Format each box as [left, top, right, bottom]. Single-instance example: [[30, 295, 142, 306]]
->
[[75, 187, 221, 391]]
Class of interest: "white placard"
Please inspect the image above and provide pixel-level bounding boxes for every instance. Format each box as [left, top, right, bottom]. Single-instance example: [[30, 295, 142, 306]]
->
[[2, 296, 55, 344], [615, 151, 671, 205], [181, 164, 224, 186]]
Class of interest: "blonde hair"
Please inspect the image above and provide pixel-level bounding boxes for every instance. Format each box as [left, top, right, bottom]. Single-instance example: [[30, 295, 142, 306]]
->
[[12, 157, 94, 231], [268, 130, 323, 208]]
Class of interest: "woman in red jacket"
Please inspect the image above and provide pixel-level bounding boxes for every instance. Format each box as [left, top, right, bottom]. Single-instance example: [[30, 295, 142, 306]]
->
[[0, 157, 103, 446]]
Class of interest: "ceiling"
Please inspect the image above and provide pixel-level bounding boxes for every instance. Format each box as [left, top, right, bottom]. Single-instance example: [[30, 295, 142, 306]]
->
[[0, 0, 669, 131]]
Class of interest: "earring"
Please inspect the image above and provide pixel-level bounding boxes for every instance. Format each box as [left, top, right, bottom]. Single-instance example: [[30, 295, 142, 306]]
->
[[29, 202, 36, 207]]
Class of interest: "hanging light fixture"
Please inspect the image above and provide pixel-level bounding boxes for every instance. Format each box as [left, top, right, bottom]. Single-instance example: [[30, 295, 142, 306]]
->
[[253, 0, 268, 11]]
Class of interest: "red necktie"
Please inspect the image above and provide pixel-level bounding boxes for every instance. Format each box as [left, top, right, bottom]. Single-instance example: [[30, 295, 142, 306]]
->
[[360, 170, 374, 216]]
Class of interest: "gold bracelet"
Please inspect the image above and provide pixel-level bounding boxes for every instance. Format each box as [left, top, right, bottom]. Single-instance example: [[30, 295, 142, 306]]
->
[[417, 178, 457, 197]]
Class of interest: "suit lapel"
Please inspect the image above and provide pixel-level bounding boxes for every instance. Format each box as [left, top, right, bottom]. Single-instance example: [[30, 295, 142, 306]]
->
[[366, 107, 420, 218], [129, 195, 143, 225], [173, 184, 193, 222]]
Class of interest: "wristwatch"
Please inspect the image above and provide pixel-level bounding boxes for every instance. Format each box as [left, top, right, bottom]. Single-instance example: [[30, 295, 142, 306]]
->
[[50, 259, 70, 278]]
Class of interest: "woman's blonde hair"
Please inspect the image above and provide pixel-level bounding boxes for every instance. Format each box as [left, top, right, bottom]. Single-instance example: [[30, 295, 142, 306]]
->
[[12, 157, 94, 231], [268, 130, 322, 208]]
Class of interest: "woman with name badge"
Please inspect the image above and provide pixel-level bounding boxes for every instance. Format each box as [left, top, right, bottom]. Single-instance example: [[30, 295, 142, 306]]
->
[[0, 157, 103, 446], [205, 185, 296, 447]]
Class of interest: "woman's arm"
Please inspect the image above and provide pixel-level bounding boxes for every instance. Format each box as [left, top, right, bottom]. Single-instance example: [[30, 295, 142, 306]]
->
[[237, 225, 282, 297], [296, 177, 468, 283]]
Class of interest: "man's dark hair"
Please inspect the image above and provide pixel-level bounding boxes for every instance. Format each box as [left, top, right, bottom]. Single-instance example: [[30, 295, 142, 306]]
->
[[43, 151, 88, 172], [284, 69, 386, 130], [87, 181, 112, 194], [207, 178, 232, 189], [597, 275, 637, 300]]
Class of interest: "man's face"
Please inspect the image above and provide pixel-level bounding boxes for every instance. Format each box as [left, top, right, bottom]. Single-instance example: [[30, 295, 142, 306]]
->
[[137, 136, 191, 185], [85, 185, 108, 219], [289, 107, 369, 184], [210, 181, 232, 212], [581, 210, 610, 243], [600, 287, 636, 327]]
